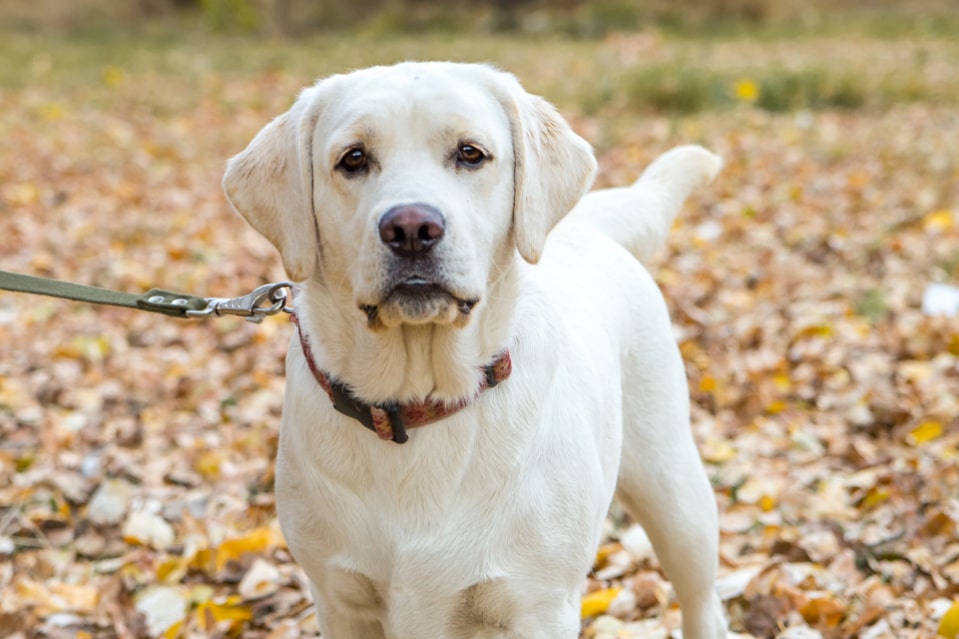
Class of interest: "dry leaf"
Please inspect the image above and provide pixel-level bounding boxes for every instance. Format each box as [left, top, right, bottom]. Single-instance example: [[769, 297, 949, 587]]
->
[[215, 526, 282, 573], [135, 586, 188, 638], [582, 588, 622, 618], [122, 511, 176, 550], [1, 26, 958, 639], [940, 601, 959, 639], [87, 479, 133, 525], [238, 558, 281, 600], [196, 596, 254, 631]]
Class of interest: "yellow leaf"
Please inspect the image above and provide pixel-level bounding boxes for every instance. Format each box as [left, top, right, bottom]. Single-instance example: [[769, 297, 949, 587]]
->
[[189, 547, 214, 573], [938, 600, 959, 639], [759, 494, 776, 512], [702, 437, 738, 464], [734, 79, 759, 102], [773, 372, 791, 393], [15, 450, 35, 472], [157, 557, 188, 583], [196, 600, 253, 631], [924, 209, 955, 232], [162, 620, 182, 639], [860, 487, 890, 510], [195, 449, 224, 480], [909, 421, 943, 446], [215, 527, 279, 572], [699, 376, 717, 393], [594, 543, 621, 569], [102, 65, 125, 87], [765, 400, 787, 415], [795, 324, 833, 340], [949, 333, 959, 357], [581, 587, 620, 618]]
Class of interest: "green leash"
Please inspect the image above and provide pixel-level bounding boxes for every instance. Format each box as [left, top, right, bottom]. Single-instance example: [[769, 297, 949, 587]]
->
[[0, 270, 292, 323]]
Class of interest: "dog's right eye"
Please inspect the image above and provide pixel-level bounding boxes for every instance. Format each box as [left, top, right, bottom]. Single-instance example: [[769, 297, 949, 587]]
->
[[337, 147, 369, 174]]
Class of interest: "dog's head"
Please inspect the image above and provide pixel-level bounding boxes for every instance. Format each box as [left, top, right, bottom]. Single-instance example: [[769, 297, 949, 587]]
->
[[223, 62, 596, 330]]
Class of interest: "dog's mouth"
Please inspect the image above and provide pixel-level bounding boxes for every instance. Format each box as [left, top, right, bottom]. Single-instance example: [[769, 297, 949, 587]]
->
[[359, 278, 478, 330]]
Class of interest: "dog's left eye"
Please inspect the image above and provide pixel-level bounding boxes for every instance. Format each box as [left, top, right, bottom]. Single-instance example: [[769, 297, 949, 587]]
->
[[337, 147, 369, 174], [456, 143, 488, 167]]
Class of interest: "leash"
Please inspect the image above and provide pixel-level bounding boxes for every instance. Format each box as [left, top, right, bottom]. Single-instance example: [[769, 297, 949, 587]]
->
[[2, 268, 514, 445], [0, 270, 292, 323]]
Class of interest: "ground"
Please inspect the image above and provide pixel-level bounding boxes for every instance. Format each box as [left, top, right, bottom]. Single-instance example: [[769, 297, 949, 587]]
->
[[0, 25, 958, 639]]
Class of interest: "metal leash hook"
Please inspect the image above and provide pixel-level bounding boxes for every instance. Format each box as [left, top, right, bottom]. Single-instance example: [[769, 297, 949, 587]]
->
[[186, 281, 294, 323]]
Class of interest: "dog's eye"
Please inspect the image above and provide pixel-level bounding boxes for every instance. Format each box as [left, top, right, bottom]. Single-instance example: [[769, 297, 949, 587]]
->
[[456, 143, 487, 167], [337, 147, 369, 173]]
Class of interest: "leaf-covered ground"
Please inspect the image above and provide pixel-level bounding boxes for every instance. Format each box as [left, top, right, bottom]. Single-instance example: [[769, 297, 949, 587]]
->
[[1, 31, 958, 639]]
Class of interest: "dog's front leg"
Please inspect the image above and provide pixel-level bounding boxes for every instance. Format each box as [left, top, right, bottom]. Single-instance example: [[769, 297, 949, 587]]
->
[[448, 580, 581, 639], [311, 583, 388, 639], [317, 615, 386, 639]]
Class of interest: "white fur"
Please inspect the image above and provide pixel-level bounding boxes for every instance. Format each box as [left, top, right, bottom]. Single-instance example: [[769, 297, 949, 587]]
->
[[224, 62, 726, 639]]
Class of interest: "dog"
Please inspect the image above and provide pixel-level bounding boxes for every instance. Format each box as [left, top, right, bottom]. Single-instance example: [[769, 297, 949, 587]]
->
[[223, 61, 726, 639]]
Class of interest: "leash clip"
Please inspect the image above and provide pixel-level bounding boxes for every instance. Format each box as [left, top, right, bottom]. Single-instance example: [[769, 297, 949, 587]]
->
[[186, 281, 293, 323]]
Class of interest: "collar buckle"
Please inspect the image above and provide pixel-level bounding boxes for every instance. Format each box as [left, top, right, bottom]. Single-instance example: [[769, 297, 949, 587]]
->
[[330, 380, 378, 432], [329, 382, 409, 444]]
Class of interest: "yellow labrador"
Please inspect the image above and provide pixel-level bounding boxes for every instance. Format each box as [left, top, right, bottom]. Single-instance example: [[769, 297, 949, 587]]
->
[[224, 62, 725, 639]]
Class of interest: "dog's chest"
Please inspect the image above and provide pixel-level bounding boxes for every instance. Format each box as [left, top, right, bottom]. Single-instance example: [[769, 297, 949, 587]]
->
[[282, 443, 541, 630]]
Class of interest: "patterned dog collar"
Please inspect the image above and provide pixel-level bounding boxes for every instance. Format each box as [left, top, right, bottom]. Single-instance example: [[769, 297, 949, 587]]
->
[[290, 313, 511, 444]]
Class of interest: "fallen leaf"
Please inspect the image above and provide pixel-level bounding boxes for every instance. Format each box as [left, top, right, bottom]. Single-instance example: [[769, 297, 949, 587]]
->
[[215, 526, 282, 573], [196, 596, 254, 631], [122, 511, 176, 550], [87, 479, 133, 525], [581, 587, 621, 618], [909, 421, 943, 445], [238, 558, 281, 600], [800, 594, 845, 627], [135, 586, 188, 638], [940, 600, 959, 639]]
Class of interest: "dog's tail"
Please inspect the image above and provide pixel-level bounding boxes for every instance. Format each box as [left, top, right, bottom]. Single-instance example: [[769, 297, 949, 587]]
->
[[566, 145, 722, 265]]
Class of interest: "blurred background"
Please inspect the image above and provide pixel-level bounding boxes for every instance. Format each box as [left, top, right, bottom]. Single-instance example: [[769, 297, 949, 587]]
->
[[3, 0, 959, 37], [2, 0, 958, 119], [2, 2, 959, 639]]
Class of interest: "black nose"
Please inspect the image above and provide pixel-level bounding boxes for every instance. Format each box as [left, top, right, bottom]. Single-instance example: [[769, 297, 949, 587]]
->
[[378, 204, 446, 257]]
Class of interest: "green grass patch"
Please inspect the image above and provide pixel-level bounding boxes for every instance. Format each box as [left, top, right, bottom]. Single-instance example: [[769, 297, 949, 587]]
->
[[756, 69, 867, 112], [595, 59, 955, 114], [621, 65, 720, 114], [0, 29, 955, 116]]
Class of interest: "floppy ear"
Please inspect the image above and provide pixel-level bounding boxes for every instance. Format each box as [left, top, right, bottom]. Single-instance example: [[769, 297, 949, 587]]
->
[[222, 87, 322, 281], [489, 72, 598, 264]]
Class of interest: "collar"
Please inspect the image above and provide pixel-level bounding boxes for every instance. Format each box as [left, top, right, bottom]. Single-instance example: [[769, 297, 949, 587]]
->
[[290, 313, 511, 444]]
